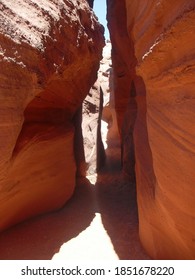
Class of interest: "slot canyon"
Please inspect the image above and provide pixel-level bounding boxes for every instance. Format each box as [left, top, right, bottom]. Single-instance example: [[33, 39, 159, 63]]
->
[[0, 0, 194, 260]]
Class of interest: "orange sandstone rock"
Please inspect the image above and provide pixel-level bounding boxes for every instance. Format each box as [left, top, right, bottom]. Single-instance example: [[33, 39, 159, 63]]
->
[[82, 43, 112, 175], [0, 0, 104, 231], [107, 0, 195, 259], [107, 0, 137, 179]]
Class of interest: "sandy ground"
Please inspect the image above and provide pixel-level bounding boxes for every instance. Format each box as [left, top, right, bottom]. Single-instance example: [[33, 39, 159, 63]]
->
[[0, 125, 150, 260]]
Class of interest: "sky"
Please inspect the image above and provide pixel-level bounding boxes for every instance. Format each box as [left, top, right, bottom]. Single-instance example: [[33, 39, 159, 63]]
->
[[93, 0, 110, 39]]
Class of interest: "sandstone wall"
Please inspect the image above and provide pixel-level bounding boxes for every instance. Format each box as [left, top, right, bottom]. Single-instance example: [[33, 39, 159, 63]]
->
[[107, 0, 137, 179], [0, 0, 104, 231], [82, 43, 112, 176], [107, 0, 195, 259]]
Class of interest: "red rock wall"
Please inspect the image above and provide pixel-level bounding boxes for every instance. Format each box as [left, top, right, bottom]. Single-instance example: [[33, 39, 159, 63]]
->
[[107, 0, 137, 180], [0, 0, 104, 231], [107, 0, 195, 259], [82, 82, 105, 175], [82, 43, 113, 176]]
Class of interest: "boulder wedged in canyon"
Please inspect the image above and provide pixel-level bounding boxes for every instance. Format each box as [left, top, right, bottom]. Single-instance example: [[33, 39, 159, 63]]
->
[[107, 0, 195, 259], [0, 0, 104, 232]]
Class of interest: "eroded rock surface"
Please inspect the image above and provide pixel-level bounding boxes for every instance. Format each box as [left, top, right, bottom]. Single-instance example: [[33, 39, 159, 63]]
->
[[82, 43, 112, 175], [0, 0, 104, 231], [107, 0, 195, 259]]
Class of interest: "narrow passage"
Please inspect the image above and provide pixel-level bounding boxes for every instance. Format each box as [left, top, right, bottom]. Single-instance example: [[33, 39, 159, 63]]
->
[[0, 124, 150, 260]]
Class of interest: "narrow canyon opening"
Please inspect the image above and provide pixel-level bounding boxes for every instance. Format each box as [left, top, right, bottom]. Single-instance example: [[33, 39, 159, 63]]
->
[[0, 0, 147, 260], [0, 0, 194, 260]]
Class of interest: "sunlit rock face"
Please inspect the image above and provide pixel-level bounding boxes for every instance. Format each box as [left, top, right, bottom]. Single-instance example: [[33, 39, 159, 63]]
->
[[107, 0, 195, 259], [0, 0, 104, 232], [82, 42, 113, 175], [100, 42, 120, 148]]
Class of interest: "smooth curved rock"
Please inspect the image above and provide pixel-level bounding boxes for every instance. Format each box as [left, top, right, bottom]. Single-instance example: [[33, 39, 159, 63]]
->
[[107, 0, 195, 259], [132, 0, 195, 260], [0, 0, 104, 231]]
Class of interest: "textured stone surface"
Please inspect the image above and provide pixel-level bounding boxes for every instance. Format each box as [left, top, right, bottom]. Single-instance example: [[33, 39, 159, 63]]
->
[[107, 0, 195, 259], [82, 43, 113, 175], [0, 0, 104, 231], [82, 81, 104, 175]]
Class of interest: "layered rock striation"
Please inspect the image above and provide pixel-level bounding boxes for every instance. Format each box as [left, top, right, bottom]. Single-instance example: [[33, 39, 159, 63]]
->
[[107, 0, 195, 259], [0, 0, 104, 231]]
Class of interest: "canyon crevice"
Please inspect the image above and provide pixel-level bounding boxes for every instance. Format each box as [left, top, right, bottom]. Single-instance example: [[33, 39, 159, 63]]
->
[[0, 0, 194, 260]]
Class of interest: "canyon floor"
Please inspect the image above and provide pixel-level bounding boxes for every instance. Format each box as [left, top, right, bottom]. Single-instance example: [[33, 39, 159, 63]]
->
[[0, 125, 150, 260]]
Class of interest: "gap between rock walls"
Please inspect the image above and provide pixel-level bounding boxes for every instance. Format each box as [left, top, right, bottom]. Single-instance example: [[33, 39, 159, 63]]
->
[[85, 0, 195, 260], [0, 0, 143, 261], [0, 0, 194, 260]]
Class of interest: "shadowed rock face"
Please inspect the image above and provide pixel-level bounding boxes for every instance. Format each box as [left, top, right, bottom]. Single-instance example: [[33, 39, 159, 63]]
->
[[106, 0, 137, 181], [87, 0, 94, 8], [0, 0, 104, 231], [107, 0, 195, 259]]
